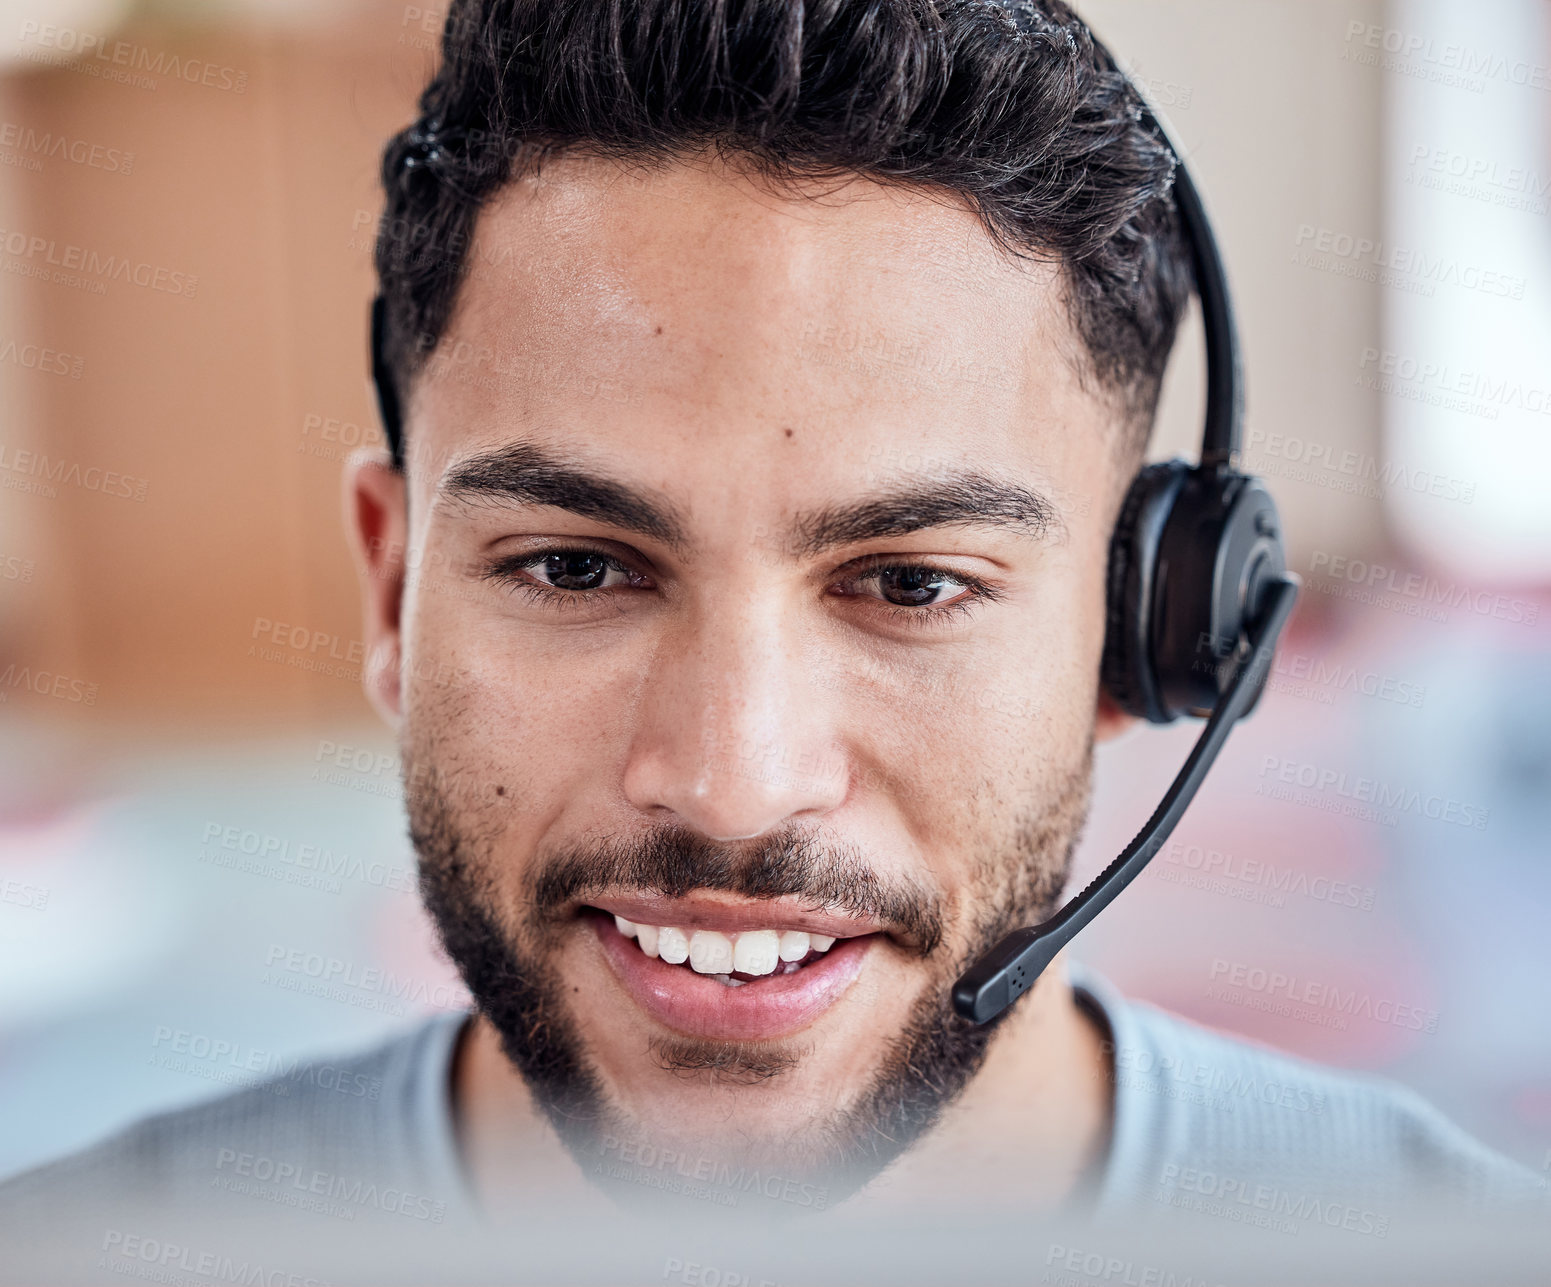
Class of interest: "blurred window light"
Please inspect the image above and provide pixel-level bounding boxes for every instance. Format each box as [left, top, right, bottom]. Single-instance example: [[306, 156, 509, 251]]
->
[[1382, 0, 1551, 581], [0, 0, 137, 69]]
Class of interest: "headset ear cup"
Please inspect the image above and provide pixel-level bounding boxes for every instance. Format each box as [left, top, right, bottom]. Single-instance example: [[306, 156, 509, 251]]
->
[[1102, 461, 1189, 723]]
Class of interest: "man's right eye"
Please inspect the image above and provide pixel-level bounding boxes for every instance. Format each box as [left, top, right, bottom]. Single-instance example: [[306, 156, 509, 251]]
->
[[484, 547, 651, 599]]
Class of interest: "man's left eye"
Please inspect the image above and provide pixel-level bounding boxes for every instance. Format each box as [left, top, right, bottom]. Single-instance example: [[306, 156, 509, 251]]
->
[[857, 564, 973, 608], [530, 550, 633, 591]]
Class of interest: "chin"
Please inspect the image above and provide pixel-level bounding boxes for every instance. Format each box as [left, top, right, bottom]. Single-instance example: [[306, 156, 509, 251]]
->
[[561, 907, 923, 1160]]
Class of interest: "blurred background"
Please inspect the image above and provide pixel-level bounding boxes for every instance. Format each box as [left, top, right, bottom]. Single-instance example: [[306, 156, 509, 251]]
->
[[0, 0, 1547, 1183]]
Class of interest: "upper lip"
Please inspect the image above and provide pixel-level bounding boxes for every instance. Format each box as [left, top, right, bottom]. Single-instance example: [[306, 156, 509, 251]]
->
[[584, 893, 887, 940]]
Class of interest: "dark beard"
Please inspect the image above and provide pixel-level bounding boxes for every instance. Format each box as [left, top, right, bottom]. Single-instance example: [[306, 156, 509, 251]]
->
[[407, 744, 1092, 1215]]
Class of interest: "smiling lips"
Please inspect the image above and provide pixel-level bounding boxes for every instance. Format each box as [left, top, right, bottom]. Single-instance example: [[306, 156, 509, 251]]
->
[[586, 902, 879, 1041]]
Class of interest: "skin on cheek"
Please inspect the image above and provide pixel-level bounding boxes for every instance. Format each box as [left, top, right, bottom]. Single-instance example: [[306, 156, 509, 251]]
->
[[831, 575, 1094, 864]]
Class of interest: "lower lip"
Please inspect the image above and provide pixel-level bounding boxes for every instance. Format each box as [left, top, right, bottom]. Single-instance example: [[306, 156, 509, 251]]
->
[[588, 912, 874, 1041]]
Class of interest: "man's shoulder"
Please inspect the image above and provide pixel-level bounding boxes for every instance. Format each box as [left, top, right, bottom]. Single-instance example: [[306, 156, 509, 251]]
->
[[0, 1010, 471, 1232], [1074, 967, 1549, 1222]]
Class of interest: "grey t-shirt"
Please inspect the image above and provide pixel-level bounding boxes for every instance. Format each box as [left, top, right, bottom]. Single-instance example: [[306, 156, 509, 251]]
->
[[1, 967, 1544, 1283]]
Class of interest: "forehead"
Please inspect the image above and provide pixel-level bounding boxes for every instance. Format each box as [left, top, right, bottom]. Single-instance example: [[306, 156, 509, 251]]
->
[[406, 150, 1106, 501]]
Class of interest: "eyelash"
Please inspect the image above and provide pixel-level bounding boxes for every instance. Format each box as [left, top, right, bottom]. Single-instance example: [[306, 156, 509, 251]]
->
[[836, 555, 1000, 628], [481, 546, 999, 626], [482, 548, 642, 614]]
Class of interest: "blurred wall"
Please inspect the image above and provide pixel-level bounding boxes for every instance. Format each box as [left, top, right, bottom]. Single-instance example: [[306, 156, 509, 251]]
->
[[1, 4, 415, 737]]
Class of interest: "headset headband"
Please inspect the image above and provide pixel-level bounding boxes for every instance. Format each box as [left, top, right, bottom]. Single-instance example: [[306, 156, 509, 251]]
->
[[1161, 135, 1242, 469]]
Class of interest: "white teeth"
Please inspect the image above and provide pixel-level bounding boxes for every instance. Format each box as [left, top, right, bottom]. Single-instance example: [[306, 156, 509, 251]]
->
[[688, 930, 734, 974], [609, 913, 845, 974], [777, 930, 811, 962], [732, 929, 780, 977]]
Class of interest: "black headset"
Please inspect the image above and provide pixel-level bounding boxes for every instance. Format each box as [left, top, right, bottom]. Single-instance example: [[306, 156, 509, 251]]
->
[[367, 106, 1300, 1030], [952, 112, 1300, 1024]]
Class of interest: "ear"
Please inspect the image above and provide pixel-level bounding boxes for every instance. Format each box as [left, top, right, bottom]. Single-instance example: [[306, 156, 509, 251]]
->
[[344, 448, 408, 728], [1093, 684, 1138, 745]]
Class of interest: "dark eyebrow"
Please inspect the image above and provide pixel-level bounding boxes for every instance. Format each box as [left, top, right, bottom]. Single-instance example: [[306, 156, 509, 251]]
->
[[439, 441, 688, 549], [439, 441, 1058, 555], [788, 470, 1060, 557]]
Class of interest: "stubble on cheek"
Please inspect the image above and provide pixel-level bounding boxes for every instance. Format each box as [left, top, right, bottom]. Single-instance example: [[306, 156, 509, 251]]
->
[[939, 705, 1097, 954], [399, 647, 537, 878]]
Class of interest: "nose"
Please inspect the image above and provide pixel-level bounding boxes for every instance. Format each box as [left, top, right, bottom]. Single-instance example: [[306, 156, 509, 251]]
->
[[621, 598, 849, 841]]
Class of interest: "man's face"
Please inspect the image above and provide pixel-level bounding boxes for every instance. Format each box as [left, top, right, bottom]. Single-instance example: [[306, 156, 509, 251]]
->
[[351, 152, 1130, 1198]]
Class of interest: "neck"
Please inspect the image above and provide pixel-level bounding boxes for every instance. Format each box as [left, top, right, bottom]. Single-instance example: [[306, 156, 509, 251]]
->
[[451, 953, 1113, 1216]]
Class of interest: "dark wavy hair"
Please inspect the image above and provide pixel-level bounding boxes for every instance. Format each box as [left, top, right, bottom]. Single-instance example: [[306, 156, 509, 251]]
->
[[373, 0, 1193, 466]]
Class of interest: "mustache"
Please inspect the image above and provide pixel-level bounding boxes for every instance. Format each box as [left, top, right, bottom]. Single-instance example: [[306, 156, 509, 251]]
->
[[526, 821, 944, 956]]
